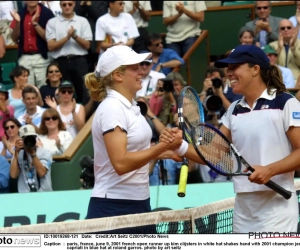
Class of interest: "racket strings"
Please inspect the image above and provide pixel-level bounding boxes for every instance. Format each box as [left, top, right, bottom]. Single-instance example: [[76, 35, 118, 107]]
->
[[180, 90, 202, 130], [194, 126, 239, 174]]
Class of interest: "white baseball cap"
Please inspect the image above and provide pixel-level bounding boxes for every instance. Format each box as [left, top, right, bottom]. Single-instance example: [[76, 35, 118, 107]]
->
[[95, 45, 152, 78], [19, 124, 38, 138]]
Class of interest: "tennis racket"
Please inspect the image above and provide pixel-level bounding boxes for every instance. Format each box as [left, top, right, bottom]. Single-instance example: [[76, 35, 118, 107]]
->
[[177, 86, 205, 197], [191, 123, 292, 200]]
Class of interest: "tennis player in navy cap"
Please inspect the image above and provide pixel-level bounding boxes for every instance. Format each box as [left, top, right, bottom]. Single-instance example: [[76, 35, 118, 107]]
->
[[161, 45, 300, 233]]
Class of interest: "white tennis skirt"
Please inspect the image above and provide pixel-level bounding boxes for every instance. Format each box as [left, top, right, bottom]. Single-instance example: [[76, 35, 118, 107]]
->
[[233, 191, 299, 233]]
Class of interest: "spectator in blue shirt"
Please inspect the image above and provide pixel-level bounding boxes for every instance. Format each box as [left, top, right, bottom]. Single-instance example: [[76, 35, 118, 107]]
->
[[0, 155, 10, 193], [145, 33, 184, 75]]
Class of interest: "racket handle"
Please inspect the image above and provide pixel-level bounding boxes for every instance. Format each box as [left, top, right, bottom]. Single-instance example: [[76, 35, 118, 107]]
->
[[264, 180, 292, 200], [177, 164, 188, 197], [246, 165, 292, 200]]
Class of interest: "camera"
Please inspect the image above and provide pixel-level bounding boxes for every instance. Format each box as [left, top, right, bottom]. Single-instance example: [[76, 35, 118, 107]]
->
[[211, 78, 223, 89], [158, 78, 174, 93], [203, 78, 223, 112], [79, 155, 94, 189], [23, 135, 36, 148]]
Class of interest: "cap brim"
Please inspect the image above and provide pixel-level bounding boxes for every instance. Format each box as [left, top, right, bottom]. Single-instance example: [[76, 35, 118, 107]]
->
[[123, 52, 152, 65], [59, 85, 74, 89], [214, 58, 244, 68], [22, 133, 38, 137]]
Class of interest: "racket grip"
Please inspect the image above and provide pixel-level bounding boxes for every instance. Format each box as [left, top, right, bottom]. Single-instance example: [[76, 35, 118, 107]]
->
[[177, 164, 188, 197], [264, 180, 292, 200]]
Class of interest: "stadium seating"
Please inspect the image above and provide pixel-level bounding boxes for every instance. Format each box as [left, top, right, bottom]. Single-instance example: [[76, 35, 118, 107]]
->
[[1, 62, 16, 89]]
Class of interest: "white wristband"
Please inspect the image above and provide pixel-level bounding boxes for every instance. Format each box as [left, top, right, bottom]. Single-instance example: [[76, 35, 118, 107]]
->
[[174, 140, 188, 156]]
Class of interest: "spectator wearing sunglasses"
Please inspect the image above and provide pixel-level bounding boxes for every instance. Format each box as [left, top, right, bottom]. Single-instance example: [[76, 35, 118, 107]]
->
[[269, 19, 300, 81], [145, 33, 184, 76], [45, 1, 93, 105], [244, 1, 283, 47], [40, 62, 63, 109], [45, 81, 85, 139], [0, 118, 21, 159], [0, 84, 14, 142], [136, 58, 166, 98], [38, 108, 73, 156]]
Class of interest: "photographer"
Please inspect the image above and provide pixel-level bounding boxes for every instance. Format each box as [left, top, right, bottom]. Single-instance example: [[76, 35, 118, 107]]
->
[[149, 78, 176, 126], [10, 125, 52, 193], [200, 66, 242, 118]]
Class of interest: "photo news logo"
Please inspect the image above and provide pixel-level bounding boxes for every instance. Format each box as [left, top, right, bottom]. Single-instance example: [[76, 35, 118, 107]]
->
[[0, 235, 41, 247], [249, 232, 300, 239]]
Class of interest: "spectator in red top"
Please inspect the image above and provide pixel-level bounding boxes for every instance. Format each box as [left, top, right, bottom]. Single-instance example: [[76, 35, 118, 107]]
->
[[0, 84, 14, 141], [10, 1, 54, 88]]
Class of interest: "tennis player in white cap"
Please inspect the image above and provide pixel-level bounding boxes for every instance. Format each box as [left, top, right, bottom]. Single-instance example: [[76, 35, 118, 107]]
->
[[84, 45, 182, 224]]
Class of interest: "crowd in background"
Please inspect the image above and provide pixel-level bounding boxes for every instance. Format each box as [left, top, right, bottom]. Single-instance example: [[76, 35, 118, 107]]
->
[[0, 0, 300, 194]]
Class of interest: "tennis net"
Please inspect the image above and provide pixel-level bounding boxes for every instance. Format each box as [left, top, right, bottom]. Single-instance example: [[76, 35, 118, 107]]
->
[[1, 180, 299, 234]]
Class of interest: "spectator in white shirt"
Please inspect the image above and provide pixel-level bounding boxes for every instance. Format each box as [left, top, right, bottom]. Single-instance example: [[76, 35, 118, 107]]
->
[[124, 1, 151, 53], [17, 86, 46, 133], [95, 1, 140, 54], [163, 1, 207, 57], [289, 1, 300, 39], [136, 58, 165, 98], [38, 108, 73, 156], [0, 1, 14, 21], [40, 1, 62, 16]]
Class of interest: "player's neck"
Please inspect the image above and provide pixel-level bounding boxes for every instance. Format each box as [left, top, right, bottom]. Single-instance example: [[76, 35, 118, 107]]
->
[[244, 85, 267, 109]]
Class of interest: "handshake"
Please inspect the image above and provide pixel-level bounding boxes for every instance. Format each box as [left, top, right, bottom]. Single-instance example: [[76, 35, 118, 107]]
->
[[160, 127, 182, 147]]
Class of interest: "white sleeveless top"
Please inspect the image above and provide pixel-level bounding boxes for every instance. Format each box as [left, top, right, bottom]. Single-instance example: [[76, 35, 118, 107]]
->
[[56, 104, 80, 139]]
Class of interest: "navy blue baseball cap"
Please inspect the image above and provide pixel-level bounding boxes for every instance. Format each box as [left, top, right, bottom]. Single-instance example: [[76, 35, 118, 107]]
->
[[214, 45, 270, 69]]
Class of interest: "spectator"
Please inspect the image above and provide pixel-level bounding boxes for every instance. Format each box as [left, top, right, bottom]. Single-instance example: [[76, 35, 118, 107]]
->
[[269, 19, 300, 81], [95, 1, 139, 54], [38, 108, 73, 156], [10, 1, 54, 88], [74, 0, 108, 71], [163, 1, 206, 57], [45, 81, 85, 139], [124, 1, 151, 53], [10, 124, 53, 193], [17, 86, 46, 133], [41, 1, 62, 16], [39, 62, 62, 109], [0, 155, 10, 193], [0, 1, 15, 21], [0, 84, 14, 141], [146, 33, 184, 75], [289, 0, 300, 39], [0, 118, 21, 159], [199, 66, 242, 118], [136, 96, 166, 142], [262, 45, 295, 88], [8, 66, 44, 118], [244, 1, 283, 47], [136, 58, 166, 98], [166, 71, 186, 107], [238, 28, 255, 45], [46, 1, 93, 105]]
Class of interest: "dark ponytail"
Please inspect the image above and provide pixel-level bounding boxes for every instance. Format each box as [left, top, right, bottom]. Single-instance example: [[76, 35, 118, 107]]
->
[[249, 64, 286, 94]]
